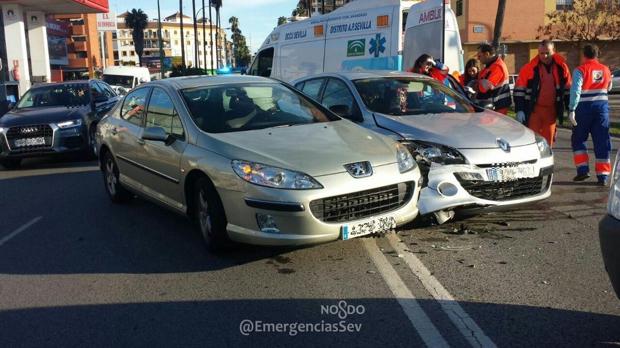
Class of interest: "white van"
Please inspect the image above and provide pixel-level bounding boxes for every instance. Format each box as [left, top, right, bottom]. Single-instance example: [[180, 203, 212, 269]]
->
[[249, 0, 463, 83], [102, 66, 151, 95]]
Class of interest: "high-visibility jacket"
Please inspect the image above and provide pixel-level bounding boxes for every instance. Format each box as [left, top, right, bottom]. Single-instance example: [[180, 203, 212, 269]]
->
[[476, 56, 512, 110], [407, 66, 448, 83], [569, 58, 612, 110], [513, 54, 571, 124]]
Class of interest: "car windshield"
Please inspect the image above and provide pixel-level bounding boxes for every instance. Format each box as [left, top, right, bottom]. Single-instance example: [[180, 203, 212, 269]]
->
[[353, 77, 477, 116], [16, 83, 90, 109], [181, 83, 339, 133], [102, 74, 134, 88]]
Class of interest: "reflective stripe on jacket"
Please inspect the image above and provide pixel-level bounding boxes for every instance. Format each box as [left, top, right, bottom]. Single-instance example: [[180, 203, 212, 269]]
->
[[476, 56, 512, 110], [513, 54, 571, 124]]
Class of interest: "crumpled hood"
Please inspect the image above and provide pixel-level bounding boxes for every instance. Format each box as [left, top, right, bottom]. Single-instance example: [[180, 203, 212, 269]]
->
[[205, 120, 397, 176], [374, 110, 536, 149], [0, 106, 86, 127]]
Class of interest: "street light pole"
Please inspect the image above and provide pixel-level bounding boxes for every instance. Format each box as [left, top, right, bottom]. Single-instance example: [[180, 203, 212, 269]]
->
[[192, 0, 198, 67], [157, 0, 165, 79], [209, 2, 214, 74], [202, 0, 206, 71]]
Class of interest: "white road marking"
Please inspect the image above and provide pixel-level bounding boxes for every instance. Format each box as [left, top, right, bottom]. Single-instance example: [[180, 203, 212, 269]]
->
[[386, 233, 497, 348], [362, 238, 450, 348], [0, 216, 42, 247]]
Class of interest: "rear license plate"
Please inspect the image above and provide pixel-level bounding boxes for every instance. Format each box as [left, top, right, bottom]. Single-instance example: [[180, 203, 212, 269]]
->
[[14, 137, 45, 147], [341, 216, 397, 240], [486, 165, 537, 181]]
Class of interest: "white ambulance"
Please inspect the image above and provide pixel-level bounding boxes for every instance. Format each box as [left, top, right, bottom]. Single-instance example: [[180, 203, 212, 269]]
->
[[248, 0, 463, 83]]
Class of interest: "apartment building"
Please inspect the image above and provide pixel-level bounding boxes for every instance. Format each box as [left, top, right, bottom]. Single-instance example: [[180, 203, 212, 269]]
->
[[52, 13, 114, 80], [310, 0, 352, 14], [451, 0, 620, 72], [115, 11, 228, 71]]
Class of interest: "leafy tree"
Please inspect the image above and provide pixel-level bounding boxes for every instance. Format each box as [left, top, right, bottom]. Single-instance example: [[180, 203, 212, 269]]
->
[[292, 0, 309, 17], [228, 16, 251, 67], [278, 16, 287, 26], [124, 9, 148, 67], [537, 0, 620, 46]]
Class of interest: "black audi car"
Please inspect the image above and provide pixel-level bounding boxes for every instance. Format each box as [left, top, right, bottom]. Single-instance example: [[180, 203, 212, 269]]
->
[[0, 80, 120, 169]]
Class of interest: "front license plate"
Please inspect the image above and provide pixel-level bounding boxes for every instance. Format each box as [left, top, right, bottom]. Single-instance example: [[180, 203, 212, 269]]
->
[[486, 165, 537, 181], [14, 137, 45, 147], [341, 216, 397, 240]]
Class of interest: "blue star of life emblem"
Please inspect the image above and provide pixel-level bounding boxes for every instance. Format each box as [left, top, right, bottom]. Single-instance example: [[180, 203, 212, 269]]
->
[[369, 34, 386, 58]]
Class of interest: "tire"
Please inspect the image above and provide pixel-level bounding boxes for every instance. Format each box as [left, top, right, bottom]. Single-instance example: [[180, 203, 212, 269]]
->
[[84, 125, 98, 160], [102, 151, 131, 203], [0, 158, 21, 170], [193, 177, 232, 251]]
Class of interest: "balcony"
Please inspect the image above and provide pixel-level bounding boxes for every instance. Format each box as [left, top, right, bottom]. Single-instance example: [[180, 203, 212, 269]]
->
[[68, 58, 89, 68], [71, 25, 86, 36], [73, 41, 88, 52]]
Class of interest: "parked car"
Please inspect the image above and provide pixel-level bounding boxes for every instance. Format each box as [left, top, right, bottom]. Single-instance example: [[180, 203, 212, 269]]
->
[[599, 150, 620, 298], [611, 69, 620, 94], [0, 80, 119, 169], [96, 75, 422, 249], [292, 71, 554, 223]]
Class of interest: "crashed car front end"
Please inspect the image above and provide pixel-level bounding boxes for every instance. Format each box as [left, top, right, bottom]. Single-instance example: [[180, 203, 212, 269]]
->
[[403, 136, 554, 222]]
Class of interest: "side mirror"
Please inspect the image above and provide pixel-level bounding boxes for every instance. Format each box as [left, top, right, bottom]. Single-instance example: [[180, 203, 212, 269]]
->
[[141, 126, 170, 143]]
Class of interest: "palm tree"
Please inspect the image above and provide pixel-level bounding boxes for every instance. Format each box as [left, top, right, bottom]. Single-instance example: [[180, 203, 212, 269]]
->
[[229, 16, 239, 65], [125, 9, 148, 67], [180, 0, 186, 68], [209, 1, 214, 73]]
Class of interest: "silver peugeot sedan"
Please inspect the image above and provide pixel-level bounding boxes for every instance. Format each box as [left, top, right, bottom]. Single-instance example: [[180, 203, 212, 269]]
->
[[96, 75, 421, 249], [292, 71, 554, 223]]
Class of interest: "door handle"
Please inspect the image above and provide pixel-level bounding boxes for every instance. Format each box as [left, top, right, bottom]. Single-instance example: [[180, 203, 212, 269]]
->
[[137, 138, 145, 145], [111, 127, 118, 135]]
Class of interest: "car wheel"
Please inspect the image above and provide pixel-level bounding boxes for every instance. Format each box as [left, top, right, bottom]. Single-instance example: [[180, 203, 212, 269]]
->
[[0, 158, 21, 170], [102, 151, 131, 203], [194, 177, 231, 251], [85, 125, 98, 160]]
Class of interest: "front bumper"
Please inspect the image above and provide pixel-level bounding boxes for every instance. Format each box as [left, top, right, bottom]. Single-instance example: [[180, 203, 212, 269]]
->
[[0, 123, 88, 159], [599, 215, 620, 299], [217, 163, 422, 246], [418, 146, 554, 215]]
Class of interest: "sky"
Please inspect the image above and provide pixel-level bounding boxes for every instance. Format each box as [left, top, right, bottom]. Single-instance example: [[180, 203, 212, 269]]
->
[[109, 0, 299, 54]]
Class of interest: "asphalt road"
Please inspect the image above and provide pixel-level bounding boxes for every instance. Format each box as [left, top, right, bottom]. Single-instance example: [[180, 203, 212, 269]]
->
[[0, 131, 619, 347]]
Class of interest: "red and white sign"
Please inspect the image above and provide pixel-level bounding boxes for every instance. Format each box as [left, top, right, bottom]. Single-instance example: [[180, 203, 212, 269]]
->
[[96, 12, 117, 31]]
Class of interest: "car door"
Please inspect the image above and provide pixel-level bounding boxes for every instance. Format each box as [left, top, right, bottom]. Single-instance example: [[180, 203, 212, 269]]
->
[[113, 87, 151, 184], [137, 87, 187, 208]]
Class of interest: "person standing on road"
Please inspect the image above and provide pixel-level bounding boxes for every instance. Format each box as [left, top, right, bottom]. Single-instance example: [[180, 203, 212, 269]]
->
[[513, 40, 571, 147], [569, 44, 613, 185], [475, 44, 512, 114]]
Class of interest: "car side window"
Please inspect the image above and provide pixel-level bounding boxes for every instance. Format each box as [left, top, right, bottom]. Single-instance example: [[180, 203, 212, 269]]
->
[[301, 79, 324, 100], [121, 88, 149, 127], [322, 78, 357, 119], [91, 82, 105, 100], [294, 82, 305, 90], [98, 82, 116, 98], [146, 88, 185, 140]]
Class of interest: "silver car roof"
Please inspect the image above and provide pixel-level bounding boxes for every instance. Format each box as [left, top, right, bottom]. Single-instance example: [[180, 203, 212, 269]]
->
[[148, 75, 276, 90]]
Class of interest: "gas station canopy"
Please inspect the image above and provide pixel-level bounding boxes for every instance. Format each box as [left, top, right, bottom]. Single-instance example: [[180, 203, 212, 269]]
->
[[0, 0, 108, 14]]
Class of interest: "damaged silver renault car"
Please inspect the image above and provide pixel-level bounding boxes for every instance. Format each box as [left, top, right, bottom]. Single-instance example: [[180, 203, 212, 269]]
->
[[96, 75, 421, 249], [293, 71, 554, 223]]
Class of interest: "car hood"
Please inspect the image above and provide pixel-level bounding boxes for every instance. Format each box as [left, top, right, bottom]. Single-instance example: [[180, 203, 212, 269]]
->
[[374, 111, 536, 149], [0, 106, 86, 127], [206, 120, 397, 176]]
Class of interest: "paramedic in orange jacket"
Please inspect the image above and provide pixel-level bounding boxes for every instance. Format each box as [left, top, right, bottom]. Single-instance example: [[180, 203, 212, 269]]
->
[[408, 54, 449, 84], [475, 44, 512, 114], [513, 40, 571, 147]]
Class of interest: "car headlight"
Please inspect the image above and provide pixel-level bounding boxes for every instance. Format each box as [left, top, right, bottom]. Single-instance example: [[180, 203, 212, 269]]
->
[[57, 119, 83, 129], [536, 135, 552, 158], [231, 160, 323, 190], [401, 141, 467, 165], [396, 142, 416, 173], [608, 150, 620, 220]]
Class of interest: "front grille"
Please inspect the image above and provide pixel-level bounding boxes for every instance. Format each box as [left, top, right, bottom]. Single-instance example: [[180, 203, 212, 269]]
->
[[310, 182, 414, 223], [6, 124, 53, 152], [455, 174, 551, 201]]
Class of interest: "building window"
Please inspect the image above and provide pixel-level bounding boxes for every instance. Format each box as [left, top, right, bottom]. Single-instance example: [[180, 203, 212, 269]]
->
[[131, 51, 135, 56], [556, 0, 573, 10], [122, 51, 127, 56], [175, 40, 179, 45], [456, 0, 463, 16]]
